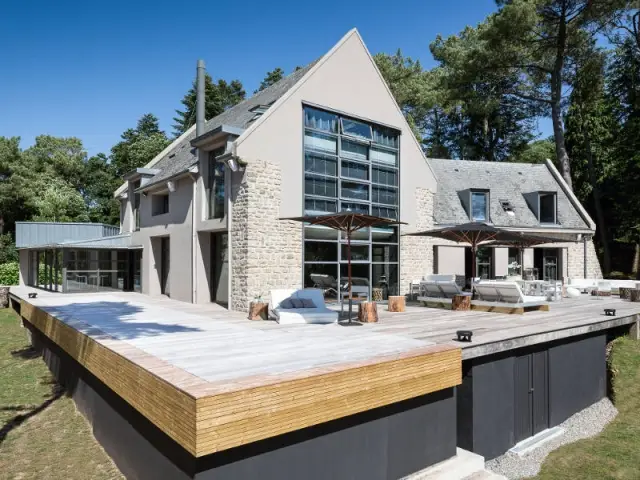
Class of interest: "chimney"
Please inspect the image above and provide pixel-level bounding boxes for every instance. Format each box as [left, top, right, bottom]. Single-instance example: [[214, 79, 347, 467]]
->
[[196, 59, 205, 137]]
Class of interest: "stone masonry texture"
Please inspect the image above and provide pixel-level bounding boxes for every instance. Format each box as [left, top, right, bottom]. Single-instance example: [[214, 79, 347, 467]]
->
[[400, 188, 434, 295], [230, 160, 302, 312], [568, 239, 603, 279]]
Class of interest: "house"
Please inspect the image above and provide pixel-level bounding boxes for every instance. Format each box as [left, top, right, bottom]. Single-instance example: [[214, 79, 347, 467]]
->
[[16, 28, 602, 310]]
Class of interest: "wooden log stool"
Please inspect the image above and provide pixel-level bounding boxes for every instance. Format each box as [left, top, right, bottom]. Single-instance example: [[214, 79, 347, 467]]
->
[[387, 295, 406, 313], [372, 287, 383, 302], [451, 294, 471, 311], [358, 301, 378, 323], [248, 301, 268, 320]]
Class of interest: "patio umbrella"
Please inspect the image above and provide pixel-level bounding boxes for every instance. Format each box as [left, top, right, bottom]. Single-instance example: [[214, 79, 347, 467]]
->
[[280, 212, 406, 323], [403, 222, 545, 280]]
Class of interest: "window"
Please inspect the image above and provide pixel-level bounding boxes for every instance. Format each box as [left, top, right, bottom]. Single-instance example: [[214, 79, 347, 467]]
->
[[152, 193, 169, 216], [305, 152, 337, 176], [372, 206, 398, 219], [370, 147, 397, 166], [305, 198, 337, 215], [372, 186, 397, 205], [471, 191, 488, 222], [341, 118, 372, 139], [539, 193, 556, 224], [341, 139, 368, 161], [304, 131, 337, 154], [341, 161, 368, 181], [303, 106, 400, 301], [133, 180, 141, 230], [305, 107, 338, 132], [208, 148, 225, 219], [476, 247, 492, 279], [372, 166, 397, 186], [341, 181, 369, 201], [305, 176, 337, 198], [341, 202, 369, 215]]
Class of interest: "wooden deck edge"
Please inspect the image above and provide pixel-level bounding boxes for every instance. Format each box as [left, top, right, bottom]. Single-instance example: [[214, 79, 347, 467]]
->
[[194, 346, 462, 456], [19, 300, 199, 456]]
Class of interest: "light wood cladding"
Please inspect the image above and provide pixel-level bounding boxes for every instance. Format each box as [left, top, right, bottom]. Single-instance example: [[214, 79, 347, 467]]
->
[[193, 345, 460, 455], [20, 299, 461, 458], [20, 300, 198, 455]]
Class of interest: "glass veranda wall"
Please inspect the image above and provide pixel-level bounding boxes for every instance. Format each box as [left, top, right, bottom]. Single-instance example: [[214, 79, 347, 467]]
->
[[26, 248, 142, 293]]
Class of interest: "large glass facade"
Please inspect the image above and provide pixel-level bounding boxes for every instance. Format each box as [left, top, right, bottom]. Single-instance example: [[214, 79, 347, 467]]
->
[[302, 106, 400, 301]]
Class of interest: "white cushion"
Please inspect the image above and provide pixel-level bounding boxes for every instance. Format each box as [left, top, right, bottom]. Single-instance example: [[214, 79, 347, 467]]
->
[[566, 286, 581, 298]]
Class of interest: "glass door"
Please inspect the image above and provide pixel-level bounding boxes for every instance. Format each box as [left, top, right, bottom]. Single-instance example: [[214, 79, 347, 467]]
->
[[543, 249, 558, 282]]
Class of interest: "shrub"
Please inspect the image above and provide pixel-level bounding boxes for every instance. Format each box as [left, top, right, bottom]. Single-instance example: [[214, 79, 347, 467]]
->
[[0, 262, 19, 285]]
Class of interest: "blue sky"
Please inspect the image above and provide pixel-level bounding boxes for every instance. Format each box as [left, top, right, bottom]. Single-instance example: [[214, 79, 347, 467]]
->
[[0, 0, 551, 157]]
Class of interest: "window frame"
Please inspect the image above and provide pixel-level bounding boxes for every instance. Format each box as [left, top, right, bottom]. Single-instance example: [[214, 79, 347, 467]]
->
[[151, 192, 170, 217], [207, 147, 226, 220], [470, 190, 489, 222], [538, 192, 557, 225]]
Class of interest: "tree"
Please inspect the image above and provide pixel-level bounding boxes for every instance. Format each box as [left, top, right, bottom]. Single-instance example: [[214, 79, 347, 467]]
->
[[431, 25, 537, 161], [565, 46, 616, 273], [512, 138, 556, 164], [173, 74, 245, 136], [476, 0, 624, 187], [83, 153, 120, 225], [33, 180, 89, 222], [255, 68, 284, 92], [111, 114, 170, 179]]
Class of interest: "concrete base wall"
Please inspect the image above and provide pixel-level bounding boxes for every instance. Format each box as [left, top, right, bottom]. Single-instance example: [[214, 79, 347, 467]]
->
[[25, 320, 457, 480], [457, 333, 607, 460]]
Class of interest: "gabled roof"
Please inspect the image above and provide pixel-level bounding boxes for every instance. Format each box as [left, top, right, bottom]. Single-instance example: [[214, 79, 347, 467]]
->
[[117, 63, 317, 194], [429, 158, 593, 231]]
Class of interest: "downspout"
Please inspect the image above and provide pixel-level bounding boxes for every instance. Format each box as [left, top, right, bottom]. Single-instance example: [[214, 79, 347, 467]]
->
[[192, 59, 206, 304], [583, 235, 588, 279]]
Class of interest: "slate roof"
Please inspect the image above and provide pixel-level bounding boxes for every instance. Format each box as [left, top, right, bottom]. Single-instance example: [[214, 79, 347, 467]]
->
[[429, 158, 591, 230], [142, 62, 316, 189]]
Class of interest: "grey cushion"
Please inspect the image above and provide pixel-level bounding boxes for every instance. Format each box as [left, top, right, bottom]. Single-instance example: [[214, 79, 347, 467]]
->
[[300, 298, 316, 308], [279, 298, 294, 309], [290, 298, 305, 308]]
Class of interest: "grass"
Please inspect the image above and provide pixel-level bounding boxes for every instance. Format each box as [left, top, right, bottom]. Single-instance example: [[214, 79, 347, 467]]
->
[[535, 336, 640, 479], [0, 308, 122, 480]]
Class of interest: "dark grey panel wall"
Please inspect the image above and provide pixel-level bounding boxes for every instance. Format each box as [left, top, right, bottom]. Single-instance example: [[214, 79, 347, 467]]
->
[[459, 354, 516, 459], [27, 322, 457, 480], [458, 333, 607, 460], [549, 333, 606, 425]]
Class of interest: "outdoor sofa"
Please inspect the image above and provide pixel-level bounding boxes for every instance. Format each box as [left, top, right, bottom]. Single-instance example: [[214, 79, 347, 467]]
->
[[269, 288, 338, 325], [472, 281, 549, 314], [417, 274, 472, 308]]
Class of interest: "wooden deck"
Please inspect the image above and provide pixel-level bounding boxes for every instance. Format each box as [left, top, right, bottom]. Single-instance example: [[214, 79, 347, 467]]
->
[[9, 287, 461, 457], [366, 296, 640, 359]]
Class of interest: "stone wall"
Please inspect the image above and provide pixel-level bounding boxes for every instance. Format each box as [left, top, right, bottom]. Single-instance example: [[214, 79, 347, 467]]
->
[[230, 160, 303, 312], [399, 188, 434, 295], [567, 239, 603, 279]]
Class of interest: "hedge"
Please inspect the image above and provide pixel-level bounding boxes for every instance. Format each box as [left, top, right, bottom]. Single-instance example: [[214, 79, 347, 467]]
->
[[0, 262, 19, 286]]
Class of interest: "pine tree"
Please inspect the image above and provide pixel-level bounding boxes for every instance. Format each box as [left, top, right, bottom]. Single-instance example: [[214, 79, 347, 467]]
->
[[255, 68, 285, 93]]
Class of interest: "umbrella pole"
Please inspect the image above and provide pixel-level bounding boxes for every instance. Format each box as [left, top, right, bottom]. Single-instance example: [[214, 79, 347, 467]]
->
[[347, 230, 353, 324], [471, 244, 477, 282]]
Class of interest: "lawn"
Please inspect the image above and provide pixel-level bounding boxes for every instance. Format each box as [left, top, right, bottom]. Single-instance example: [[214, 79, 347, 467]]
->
[[0, 308, 122, 480], [535, 336, 640, 479]]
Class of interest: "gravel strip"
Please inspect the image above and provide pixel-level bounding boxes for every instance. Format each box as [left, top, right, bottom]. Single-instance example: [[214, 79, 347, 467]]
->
[[486, 398, 618, 479]]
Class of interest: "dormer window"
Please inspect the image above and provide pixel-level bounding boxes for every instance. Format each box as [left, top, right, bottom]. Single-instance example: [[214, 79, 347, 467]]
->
[[539, 192, 556, 224], [471, 190, 489, 222]]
